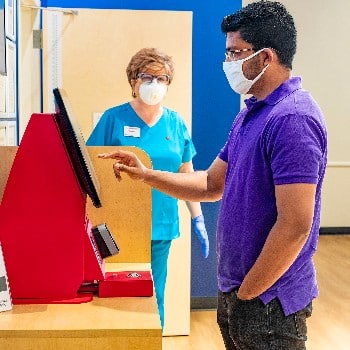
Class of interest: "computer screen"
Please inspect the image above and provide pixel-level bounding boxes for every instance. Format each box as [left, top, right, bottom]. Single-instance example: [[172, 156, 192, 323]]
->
[[53, 87, 102, 208]]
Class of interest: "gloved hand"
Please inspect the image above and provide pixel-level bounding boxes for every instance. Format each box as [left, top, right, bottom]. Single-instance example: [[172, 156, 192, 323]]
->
[[192, 214, 209, 258]]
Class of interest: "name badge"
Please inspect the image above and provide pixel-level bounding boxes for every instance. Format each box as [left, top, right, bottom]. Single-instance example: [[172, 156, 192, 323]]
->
[[124, 126, 140, 138]]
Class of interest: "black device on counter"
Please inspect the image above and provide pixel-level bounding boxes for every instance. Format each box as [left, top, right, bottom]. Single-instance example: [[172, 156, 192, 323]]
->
[[91, 223, 120, 259]]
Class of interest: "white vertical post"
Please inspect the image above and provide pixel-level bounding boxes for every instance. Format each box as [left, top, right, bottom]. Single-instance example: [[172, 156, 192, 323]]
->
[[0, 242, 12, 312]]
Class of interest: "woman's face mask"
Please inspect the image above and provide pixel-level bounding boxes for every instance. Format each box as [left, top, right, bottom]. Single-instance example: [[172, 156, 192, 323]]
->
[[139, 81, 168, 105], [222, 48, 269, 95]]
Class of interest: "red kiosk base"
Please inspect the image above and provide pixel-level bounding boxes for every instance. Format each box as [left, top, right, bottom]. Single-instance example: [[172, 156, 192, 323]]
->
[[99, 271, 153, 298], [0, 114, 105, 304]]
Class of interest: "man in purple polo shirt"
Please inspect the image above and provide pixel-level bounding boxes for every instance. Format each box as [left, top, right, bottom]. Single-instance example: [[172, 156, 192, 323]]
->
[[97, 1, 327, 349]]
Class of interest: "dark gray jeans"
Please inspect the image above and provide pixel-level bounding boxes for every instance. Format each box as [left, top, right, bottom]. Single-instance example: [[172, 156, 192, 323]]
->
[[217, 290, 312, 350]]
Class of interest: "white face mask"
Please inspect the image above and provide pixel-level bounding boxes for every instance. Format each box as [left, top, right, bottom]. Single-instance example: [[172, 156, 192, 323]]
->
[[223, 48, 269, 95], [139, 81, 167, 105]]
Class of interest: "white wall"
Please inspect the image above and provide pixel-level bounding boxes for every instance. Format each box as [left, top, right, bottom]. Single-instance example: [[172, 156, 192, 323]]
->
[[244, 0, 350, 226]]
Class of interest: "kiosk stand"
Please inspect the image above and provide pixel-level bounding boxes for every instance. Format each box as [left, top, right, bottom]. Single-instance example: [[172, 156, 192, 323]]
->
[[0, 88, 153, 303]]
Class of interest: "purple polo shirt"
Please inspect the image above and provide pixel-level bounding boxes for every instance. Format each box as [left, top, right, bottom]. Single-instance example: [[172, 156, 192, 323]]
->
[[217, 77, 327, 316]]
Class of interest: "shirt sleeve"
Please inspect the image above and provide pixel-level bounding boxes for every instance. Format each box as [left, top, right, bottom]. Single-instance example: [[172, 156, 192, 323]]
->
[[178, 116, 196, 163], [264, 114, 327, 185], [218, 128, 232, 163], [218, 113, 244, 163]]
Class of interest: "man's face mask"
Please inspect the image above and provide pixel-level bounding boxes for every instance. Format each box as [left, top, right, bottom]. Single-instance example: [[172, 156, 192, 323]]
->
[[223, 48, 269, 95]]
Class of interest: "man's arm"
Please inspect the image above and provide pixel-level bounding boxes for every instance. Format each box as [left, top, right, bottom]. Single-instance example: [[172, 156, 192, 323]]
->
[[98, 150, 227, 202], [178, 161, 203, 217], [237, 182, 316, 300]]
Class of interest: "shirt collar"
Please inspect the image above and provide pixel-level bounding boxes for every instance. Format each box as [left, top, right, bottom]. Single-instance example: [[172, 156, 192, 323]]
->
[[244, 76, 302, 112]]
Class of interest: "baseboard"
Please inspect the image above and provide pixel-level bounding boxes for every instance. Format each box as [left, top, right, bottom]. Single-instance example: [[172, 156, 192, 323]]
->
[[320, 227, 350, 234], [191, 297, 217, 310]]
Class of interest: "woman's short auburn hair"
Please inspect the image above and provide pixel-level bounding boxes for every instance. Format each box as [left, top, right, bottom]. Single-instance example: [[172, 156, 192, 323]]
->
[[126, 47, 175, 85]]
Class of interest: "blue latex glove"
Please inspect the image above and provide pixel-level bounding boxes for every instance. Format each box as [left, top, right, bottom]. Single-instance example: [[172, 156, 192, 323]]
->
[[192, 214, 209, 258]]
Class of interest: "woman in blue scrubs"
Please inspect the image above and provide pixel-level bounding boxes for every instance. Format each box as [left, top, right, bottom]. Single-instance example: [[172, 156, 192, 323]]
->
[[86, 47, 209, 330]]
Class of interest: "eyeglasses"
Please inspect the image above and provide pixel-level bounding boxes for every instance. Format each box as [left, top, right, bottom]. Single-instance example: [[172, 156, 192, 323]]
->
[[137, 73, 170, 85], [225, 48, 254, 61]]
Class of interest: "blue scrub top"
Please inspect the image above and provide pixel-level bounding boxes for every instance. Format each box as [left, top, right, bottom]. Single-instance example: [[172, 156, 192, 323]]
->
[[86, 102, 196, 240]]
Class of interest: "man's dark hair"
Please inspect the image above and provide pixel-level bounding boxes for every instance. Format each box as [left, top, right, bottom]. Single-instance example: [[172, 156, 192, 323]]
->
[[221, 1, 297, 69]]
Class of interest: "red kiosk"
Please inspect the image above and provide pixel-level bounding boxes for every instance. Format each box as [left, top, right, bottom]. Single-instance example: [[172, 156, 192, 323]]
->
[[0, 89, 141, 304]]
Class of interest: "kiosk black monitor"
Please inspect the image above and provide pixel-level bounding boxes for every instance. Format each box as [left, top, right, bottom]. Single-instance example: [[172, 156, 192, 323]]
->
[[53, 88, 102, 208]]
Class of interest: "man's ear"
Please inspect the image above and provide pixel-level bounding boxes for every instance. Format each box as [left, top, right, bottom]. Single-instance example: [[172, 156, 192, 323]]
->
[[263, 48, 275, 65]]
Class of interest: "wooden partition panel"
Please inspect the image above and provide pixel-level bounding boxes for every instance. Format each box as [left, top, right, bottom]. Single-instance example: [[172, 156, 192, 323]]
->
[[86, 146, 152, 263], [0, 146, 17, 202]]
